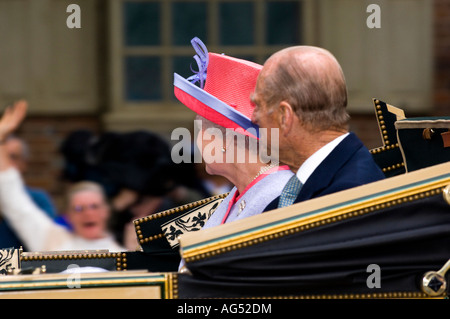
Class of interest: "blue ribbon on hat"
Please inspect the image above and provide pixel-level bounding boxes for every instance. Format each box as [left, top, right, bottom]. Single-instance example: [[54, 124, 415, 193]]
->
[[187, 37, 209, 89]]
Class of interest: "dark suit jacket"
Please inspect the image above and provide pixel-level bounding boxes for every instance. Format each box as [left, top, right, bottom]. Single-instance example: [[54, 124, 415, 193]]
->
[[264, 132, 385, 211]]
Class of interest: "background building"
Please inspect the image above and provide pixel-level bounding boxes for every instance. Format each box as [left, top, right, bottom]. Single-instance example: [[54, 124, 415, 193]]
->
[[0, 0, 448, 211]]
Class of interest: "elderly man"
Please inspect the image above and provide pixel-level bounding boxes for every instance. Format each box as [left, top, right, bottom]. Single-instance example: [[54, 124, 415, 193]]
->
[[251, 46, 385, 210]]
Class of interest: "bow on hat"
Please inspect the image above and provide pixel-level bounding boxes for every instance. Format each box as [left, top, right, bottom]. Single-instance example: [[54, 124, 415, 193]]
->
[[187, 37, 209, 89]]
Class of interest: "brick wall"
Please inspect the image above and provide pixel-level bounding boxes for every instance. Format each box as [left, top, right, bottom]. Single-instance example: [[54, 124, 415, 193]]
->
[[17, 115, 101, 212]]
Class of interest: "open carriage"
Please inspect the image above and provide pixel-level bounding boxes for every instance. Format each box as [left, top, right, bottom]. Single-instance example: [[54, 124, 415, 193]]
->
[[1, 99, 449, 299]]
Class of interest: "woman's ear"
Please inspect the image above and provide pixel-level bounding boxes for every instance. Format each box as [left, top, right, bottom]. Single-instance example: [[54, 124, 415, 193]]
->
[[277, 101, 295, 136]]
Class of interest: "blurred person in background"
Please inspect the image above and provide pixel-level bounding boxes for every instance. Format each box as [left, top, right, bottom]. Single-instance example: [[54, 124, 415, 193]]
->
[[59, 129, 199, 251], [0, 100, 124, 252], [0, 133, 58, 249]]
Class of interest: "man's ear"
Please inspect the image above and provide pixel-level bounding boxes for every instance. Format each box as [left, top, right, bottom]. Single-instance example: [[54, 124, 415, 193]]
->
[[277, 101, 295, 136]]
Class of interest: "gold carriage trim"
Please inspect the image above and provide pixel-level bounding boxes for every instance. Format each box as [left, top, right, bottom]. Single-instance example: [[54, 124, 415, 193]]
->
[[134, 193, 229, 245], [380, 162, 405, 173], [21, 251, 128, 271], [180, 162, 450, 263], [369, 144, 404, 173], [373, 98, 406, 147], [0, 271, 177, 299], [169, 273, 179, 299], [369, 143, 400, 154], [214, 291, 440, 299]]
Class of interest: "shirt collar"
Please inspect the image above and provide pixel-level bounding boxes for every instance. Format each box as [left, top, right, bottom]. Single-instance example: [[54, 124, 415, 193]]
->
[[296, 132, 349, 184]]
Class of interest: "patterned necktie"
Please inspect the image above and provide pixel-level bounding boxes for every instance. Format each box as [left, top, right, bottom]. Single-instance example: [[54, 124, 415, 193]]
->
[[278, 175, 303, 208]]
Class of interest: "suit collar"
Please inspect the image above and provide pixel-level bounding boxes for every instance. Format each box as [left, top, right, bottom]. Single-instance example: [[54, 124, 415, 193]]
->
[[296, 132, 363, 201], [296, 132, 349, 184]]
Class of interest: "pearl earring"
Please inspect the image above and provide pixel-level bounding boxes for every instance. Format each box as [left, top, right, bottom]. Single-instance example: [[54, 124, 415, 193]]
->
[[221, 147, 226, 153]]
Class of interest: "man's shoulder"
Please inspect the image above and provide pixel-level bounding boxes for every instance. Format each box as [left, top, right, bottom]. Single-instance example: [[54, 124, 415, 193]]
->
[[300, 133, 385, 198], [340, 135, 385, 180], [263, 133, 385, 211]]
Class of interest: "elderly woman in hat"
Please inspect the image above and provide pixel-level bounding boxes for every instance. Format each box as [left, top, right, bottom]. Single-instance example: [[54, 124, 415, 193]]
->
[[174, 38, 294, 228]]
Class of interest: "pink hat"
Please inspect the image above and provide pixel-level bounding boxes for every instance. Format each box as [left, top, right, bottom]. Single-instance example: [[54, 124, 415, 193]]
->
[[174, 37, 262, 138]]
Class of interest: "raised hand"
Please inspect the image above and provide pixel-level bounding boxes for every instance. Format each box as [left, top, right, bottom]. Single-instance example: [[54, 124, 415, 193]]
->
[[0, 100, 28, 142]]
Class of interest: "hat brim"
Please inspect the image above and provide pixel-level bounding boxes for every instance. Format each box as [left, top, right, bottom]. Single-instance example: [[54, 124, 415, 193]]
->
[[174, 73, 259, 139]]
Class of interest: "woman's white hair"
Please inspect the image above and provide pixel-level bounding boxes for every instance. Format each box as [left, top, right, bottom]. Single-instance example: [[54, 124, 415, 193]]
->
[[65, 181, 108, 209]]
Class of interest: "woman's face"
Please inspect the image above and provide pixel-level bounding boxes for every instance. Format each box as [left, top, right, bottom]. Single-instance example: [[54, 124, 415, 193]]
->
[[195, 117, 227, 176], [67, 191, 110, 240]]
